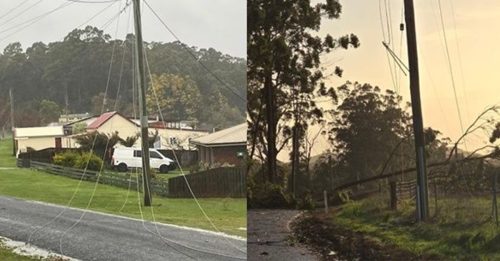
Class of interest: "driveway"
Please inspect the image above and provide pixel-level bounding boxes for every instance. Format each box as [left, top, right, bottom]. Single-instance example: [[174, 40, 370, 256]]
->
[[247, 209, 317, 261]]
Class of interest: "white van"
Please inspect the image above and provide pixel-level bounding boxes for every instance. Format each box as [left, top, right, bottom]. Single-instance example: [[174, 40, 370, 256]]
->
[[111, 147, 175, 173]]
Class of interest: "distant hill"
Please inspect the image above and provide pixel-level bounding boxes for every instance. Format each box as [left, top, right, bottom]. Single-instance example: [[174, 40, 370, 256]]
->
[[0, 26, 245, 129]]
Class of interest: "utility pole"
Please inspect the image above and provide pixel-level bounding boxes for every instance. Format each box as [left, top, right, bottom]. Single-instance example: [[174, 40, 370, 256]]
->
[[132, 0, 152, 206], [9, 88, 15, 156], [404, 0, 429, 221], [64, 83, 69, 116]]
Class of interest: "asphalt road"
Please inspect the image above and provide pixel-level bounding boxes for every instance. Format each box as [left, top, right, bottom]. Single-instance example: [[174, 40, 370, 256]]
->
[[247, 209, 317, 261], [0, 196, 246, 261]]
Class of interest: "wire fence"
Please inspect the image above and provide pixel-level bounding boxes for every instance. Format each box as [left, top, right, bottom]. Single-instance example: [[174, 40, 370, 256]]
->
[[28, 160, 169, 197], [329, 159, 499, 227]]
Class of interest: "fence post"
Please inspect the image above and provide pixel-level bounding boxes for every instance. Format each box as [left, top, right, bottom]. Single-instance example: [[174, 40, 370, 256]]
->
[[324, 190, 328, 214], [433, 181, 438, 217], [493, 172, 498, 228], [389, 181, 397, 210]]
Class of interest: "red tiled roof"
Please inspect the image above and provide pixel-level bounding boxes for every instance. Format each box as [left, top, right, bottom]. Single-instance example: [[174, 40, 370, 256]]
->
[[87, 111, 117, 129]]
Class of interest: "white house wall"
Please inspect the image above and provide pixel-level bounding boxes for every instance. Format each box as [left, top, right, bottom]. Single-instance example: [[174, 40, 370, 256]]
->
[[156, 128, 208, 150], [96, 116, 140, 140], [16, 137, 57, 153]]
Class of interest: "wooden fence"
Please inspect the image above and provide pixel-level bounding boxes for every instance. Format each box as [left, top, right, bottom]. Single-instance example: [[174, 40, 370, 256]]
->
[[22, 160, 244, 198], [29, 161, 169, 197], [168, 167, 246, 198]]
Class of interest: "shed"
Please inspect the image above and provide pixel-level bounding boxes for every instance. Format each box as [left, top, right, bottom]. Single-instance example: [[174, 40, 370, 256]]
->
[[14, 126, 65, 156], [190, 123, 246, 166]]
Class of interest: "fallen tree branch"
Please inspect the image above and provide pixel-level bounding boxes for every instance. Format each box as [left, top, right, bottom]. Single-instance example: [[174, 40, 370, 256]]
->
[[334, 149, 500, 191]]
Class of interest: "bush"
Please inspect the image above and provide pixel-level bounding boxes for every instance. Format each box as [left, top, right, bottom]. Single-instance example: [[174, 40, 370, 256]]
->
[[248, 181, 292, 209], [296, 193, 315, 210], [53, 151, 80, 167], [74, 152, 104, 171]]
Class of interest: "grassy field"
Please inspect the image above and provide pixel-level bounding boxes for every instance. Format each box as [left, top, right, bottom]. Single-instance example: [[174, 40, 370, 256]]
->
[[333, 194, 500, 259], [0, 138, 246, 237]]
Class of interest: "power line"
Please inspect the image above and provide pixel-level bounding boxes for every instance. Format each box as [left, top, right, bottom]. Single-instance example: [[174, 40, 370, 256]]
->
[[0, 0, 32, 22], [436, 0, 475, 197], [378, 0, 397, 92], [448, 0, 470, 120], [144, 49, 246, 256], [0, 1, 74, 43], [27, 1, 133, 245], [73, 0, 119, 29], [0, 0, 44, 30], [437, 0, 466, 135], [142, 0, 246, 102], [382, 41, 408, 75]]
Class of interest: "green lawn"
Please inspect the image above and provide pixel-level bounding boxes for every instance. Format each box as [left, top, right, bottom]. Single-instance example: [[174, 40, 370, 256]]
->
[[0, 137, 15, 168], [333, 194, 500, 260], [0, 246, 37, 261], [0, 138, 246, 237], [0, 239, 44, 261]]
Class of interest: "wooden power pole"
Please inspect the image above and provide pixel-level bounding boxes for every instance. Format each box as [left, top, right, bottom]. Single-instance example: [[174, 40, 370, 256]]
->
[[132, 0, 152, 206], [404, 0, 429, 221], [9, 88, 15, 156]]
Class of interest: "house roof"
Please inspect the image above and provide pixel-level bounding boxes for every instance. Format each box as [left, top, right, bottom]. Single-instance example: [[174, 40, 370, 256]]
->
[[15, 126, 64, 138], [63, 116, 97, 127], [87, 111, 138, 129], [190, 123, 246, 147]]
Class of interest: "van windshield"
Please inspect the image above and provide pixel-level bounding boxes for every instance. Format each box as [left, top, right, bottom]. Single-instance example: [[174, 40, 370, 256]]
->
[[150, 151, 162, 159]]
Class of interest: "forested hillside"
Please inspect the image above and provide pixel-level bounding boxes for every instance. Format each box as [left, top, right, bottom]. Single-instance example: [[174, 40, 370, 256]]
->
[[0, 26, 246, 129]]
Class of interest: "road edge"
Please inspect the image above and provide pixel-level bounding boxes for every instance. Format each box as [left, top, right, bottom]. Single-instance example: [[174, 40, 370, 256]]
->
[[5, 196, 247, 241]]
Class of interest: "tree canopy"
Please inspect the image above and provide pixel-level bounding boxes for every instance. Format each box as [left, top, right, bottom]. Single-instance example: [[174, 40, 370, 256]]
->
[[0, 26, 245, 129], [247, 0, 359, 182]]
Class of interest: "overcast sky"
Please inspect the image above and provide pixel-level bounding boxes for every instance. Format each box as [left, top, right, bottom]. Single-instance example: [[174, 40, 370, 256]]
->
[[0, 0, 246, 58], [280, 0, 500, 161]]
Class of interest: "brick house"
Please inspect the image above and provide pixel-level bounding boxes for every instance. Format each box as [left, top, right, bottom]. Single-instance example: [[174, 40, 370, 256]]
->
[[190, 123, 246, 166]]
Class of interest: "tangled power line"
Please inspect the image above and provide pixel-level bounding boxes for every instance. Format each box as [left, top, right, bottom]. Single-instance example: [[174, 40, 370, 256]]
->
[[0, 0, 246, 259]]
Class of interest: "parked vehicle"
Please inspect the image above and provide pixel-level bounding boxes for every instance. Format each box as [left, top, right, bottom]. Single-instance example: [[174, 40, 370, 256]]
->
[[111, 147, 175, 173]]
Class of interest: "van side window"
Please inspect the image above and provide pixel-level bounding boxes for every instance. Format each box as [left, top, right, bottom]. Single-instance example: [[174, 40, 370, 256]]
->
[[134, 150, 142, 157], [150, 151, 162, 159]]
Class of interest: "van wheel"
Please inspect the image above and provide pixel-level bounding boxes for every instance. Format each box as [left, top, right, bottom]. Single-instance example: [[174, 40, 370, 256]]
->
[[117, 163, 128, 172], [159, 165, 169, 174]]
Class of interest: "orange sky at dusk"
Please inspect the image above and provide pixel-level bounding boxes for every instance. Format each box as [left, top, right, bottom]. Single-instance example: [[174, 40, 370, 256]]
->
[[279, 0, 500, 162]]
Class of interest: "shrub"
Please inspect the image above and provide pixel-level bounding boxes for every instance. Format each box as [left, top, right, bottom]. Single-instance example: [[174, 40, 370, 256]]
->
[[53, 151, 80, 167], [248, 181, 292, 209], [74, 152, 104, 171], [296, 193, 315, 210]]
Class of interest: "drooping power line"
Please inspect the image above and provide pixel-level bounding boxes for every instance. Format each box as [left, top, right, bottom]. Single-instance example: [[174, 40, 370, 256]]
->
[[142, 0, 246, 102]]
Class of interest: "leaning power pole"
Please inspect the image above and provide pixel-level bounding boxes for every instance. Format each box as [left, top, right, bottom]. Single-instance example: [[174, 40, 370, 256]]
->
[[132, 0, 152, 206], [9, 88, 15, 156], [404, 0, 429, 221]]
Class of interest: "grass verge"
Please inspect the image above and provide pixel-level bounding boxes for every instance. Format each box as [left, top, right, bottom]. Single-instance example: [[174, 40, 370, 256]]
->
[[333, 194, 500, 260], [0, 138, 246, 237], [0, 245, 38, 261]]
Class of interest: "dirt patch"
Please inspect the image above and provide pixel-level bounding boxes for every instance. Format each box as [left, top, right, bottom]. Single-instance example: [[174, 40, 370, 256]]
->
[[291, 212, 443, 261], [248, 209, 317, 260]]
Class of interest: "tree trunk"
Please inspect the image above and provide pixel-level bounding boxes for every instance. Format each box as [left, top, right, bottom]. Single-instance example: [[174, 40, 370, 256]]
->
[[290, 123, 299, 197], [265, 72, 277, 183]]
